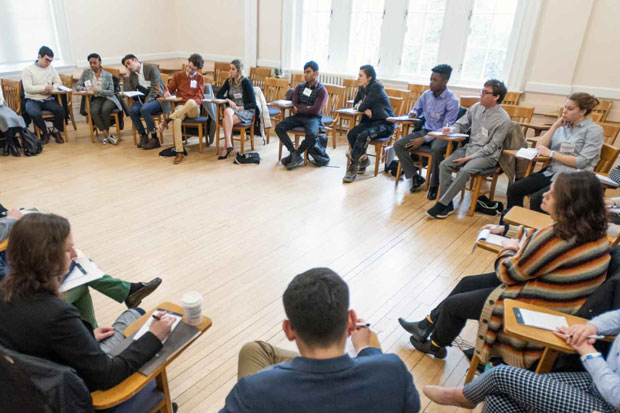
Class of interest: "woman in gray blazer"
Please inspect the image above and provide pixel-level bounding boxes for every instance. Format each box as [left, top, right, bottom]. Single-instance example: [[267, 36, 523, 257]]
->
[[76, 53, 122, 144]]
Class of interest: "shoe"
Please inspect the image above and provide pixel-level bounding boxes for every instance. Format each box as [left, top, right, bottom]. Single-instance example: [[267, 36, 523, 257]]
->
[[218, 146, 234, 160], [410, 336, 447, 359], [286, 152, 304, 170], [173, 153, 185, 164], [125, 278, 162, 308], [1, 143, 8, 156], [41, 134, 50, 145], [427, 186, 438, 201], [423, 386, 476, 409], [398, 318, 433, 342], [172, 402, 178, 413], [101, 137, 108, 145], [9, 144, 20, 157], [138, 134, 148, 148], [143, 137, 161, 150], [436, 201, 454, 219], [343, 162, 358, 183], [426, 203, 443, 219], [357, 155, 370, 174], [107, 134, 119, 145], [52, 130, 64, 144], [281, 153, 292, 166], [410, 174, 425, 193]]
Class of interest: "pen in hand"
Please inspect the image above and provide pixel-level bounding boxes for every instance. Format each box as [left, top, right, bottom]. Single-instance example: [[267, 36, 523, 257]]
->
[[152, 310, 168, 321]]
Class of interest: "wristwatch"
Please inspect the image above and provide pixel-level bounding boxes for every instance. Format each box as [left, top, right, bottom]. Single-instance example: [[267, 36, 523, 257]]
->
[[580, 352, 602, 362]]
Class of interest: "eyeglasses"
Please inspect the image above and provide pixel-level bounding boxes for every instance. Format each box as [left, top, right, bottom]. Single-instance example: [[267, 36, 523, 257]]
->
[[480, 89, 494, 96]]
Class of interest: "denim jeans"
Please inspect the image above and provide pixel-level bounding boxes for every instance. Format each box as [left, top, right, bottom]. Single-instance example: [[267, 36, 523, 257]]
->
[[128, 100, 163, 135], [275, 115, 321, 154]]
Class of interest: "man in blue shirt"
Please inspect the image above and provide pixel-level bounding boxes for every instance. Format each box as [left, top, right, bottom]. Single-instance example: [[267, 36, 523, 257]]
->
[[394, 65, 459, 200], [220, 268, 420, 413]]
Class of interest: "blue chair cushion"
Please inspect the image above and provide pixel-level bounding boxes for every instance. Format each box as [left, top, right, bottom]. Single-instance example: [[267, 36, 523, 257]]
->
[[268, 107, 281, 117], [321, 115, 334, 125], [370, 136, 391, 143], [112, 380, 164, 413]]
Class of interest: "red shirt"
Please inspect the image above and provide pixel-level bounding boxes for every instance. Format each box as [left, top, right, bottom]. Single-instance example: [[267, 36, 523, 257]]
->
[[168, 71, 204, 105]]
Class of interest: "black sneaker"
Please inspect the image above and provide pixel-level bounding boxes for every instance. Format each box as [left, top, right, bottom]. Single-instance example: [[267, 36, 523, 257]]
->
[[426, 202, 443, 219], [357, 155, 370, 174], [410, 336, 447, 359], [427, 186, 438, 201], [410, 174, 425, 193], [398, 318, 433, 342], [281, 153, 292, 166], [436, 201, 455, 219], [286, 152, 304, 170]]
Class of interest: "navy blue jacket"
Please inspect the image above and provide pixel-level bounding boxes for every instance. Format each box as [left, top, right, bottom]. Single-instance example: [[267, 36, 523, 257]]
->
[[220, 347, 420, 413]]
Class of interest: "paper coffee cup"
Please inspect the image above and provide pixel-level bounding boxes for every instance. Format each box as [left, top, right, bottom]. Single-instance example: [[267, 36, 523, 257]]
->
[[182, 291, 203, 326]]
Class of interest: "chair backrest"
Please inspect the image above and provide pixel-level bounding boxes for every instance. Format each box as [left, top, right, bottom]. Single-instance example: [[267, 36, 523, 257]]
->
[[160, 73, 170, 86], [214, 62, 230, 87], [249, 67, 272, 91], [597, 121, 620, 146], [1, 78, 22, 114], [593, 99, 613, 122], [388, 96, 404, 117], [217, 71, 229, 87], [323, 84, 345, 118], [102, 66, 121, 78], [503, 92, 522, 106], [264, 77, 289, 102], [290, 73, 304, 89], [460, 95, 480, 108], [594, 143, 620, 174], [385, 88, 410, 116], [502, 104, 534, 123], [590, 111, 604, 122], [342, 78, 358, 107]]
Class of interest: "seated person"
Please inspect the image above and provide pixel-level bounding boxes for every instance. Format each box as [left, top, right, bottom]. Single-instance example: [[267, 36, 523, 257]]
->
[[0, 213, 175, 395], [215, 59, 258, 160], [394, 64, 459, 198], [343, 65, 396, 183], [0, 209, 161, 328], [399, 171, 609, 369], [221, 267, 420, 413], [159, 53, 205, 165], [21, 46, 65, 144], [122, 54, 169, 150], [275, 61, 327, 170], [506, 93, 603, 213], [423, 309, 620, 412], [0, 82, 26, 157], [76, 53, 123, 145], [426, 79, 511, 219]]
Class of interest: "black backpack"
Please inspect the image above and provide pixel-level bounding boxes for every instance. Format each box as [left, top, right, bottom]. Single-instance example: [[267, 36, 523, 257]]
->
[[19, 128, 43, 156]]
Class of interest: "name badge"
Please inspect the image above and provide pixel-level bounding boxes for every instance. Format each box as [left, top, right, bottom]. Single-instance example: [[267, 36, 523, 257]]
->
[[190, 80, 197, 89], [432, 112, 441, 120], [560, 142, 576, 154], [234, 92, 242, 99], [302, 87, 312, 97], [481, 127, 489, 138], [84, 80, 92, 87]]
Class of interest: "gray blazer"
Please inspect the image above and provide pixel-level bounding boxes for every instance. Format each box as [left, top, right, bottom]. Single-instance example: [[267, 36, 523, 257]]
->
[[123, 63, 170, 113], [76, 69, 121, 111]]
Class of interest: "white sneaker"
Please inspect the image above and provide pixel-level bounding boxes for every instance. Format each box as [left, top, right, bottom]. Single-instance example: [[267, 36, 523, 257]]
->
[[107, 134, 119, 145]]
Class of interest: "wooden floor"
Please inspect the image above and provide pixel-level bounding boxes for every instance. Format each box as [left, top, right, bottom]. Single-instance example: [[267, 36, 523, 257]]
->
[[0, 121, 508, 412]]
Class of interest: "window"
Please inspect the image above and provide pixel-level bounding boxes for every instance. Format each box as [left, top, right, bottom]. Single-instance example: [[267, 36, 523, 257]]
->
[[400, 0, 447, 77], [0, 0, 71, 72], [460, 0, 519, 82], [346, 0, 385, 73], [293, 0, 332, 70]]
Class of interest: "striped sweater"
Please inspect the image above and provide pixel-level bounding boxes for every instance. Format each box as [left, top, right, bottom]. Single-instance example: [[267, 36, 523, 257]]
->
[[474, 225, 610, 369]]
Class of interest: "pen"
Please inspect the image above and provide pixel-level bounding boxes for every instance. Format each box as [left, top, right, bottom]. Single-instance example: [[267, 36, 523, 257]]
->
[[567, 334, 605, 340], [152, 311, 167, 321], [356, 323, 371, 328]]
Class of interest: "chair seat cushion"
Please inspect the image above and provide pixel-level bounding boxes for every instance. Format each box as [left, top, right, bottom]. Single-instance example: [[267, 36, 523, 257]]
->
[[291, 126, 327, 134], [268, 107, 281, 117], [370, 136, 391, 143], [112, 380, 164, 413], [322, 116, 334, 125], [183, 116, 208, 124], [413, 145, 431, 154], [477, 167, 500, 176]]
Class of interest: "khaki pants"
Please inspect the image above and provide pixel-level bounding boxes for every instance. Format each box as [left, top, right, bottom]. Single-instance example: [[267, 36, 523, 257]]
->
[[171, 99, 200, 152], [237, 341, 298, 380]]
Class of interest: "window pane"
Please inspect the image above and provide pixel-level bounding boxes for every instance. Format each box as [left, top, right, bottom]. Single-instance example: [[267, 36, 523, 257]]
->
[[0, 0, 62, 68], [400, 0, 447, 77], [346, 0, 385, 73], [297, 0, 332, 68], [460, 0, 518, 83]]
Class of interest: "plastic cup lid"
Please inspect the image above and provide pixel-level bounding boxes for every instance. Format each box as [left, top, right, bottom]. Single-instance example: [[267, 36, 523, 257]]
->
[[182, 291, 203, 306]]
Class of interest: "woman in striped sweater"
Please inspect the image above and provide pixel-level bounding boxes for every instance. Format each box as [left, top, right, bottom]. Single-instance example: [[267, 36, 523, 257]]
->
[[398, 171, 610, 368]]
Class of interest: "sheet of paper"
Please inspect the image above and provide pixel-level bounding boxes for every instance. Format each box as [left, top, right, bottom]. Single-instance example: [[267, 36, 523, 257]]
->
[[518, 308, 568, 331], [388, 115, 416, 121], [597, 174, 619, 187], [473, 228, 509, 252], [56, 85, 72, 92], [270, 100, 292, 106], [428, 131, 468, 138], [338, 108, 359, 114], [121, 90, 144, 98], [59, 249, 105, 292], [133, 310, 182, 343], [516, 147, 539, 160]]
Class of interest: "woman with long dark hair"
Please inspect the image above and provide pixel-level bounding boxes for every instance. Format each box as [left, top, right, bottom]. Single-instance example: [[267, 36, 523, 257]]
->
[[398, 171, 610, 370]]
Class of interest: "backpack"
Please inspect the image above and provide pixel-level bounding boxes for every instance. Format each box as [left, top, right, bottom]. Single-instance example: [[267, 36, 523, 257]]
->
[[19, 128, 43, 156], [307, 135, 330, 167], [158, 147, 187, 157]]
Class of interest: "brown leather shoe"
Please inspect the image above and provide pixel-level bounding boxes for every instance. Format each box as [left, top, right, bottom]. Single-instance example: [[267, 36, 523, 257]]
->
[[173, 153, 185, 164], [52, 130, 64, 144], [142, 137, 161, 150], [40, 134, 50, 145]]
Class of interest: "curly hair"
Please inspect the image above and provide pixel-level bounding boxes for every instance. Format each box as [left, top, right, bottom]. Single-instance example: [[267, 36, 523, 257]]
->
[[552, 171, 607, 242], [0, 213, 70, 302], [568, 92, 600, 116]]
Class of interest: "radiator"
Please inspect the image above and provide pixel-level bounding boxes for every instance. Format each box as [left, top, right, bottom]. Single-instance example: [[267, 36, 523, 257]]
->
[[289, 70, 347, 86]]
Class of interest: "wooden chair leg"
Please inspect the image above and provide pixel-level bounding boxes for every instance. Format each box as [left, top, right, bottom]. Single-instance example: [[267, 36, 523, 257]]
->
[[332, 125, 337, 149], [395, 162, 402, 186], [469, 175, 484, 216], [535, 347, 559, 374], [489, 174, 499, 201], [250, 125, 255, 151], [155, 368, 174, 413], [240, 129, 245, 155], [278, 140, 283, 160], [374, 142, 381, 177], [198, 124, 203, 153], [132, 125, 137, 145], [87, 115, 95, 143], [114, 115, 121, 139], [304, 149, 308, 165], [465, 354, 481, 384]]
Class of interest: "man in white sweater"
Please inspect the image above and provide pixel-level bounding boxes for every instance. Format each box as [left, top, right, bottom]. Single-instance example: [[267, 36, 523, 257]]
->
[[21, 46, 65, 144]]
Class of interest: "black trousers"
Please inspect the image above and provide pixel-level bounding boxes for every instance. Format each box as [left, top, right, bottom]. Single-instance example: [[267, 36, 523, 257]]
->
[[24, 98, 64, 137], [347, 120, 395, 163], [506, 171, 553, 212], [275, 115, 321, 154], [428, 272, 501, 347]]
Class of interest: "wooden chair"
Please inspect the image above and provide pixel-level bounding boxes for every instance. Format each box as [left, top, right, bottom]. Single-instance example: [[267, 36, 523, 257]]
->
[[249, 67, 272, 92], [264, 77, 290, 144], [503, 92, 522, 106], [30, 83, 68, 143], [76, 91, 123, 143], [465, 299, 616, 384], [460, 95, 480, 108], [102, 66, 121, 78], [593, 99, 613, 122], [59, 74, 77, 131], [460, 165, 502, 216], [502, 104, 534, 124], [384, 88, 409, 116], [124, 90, 165, 146], [216, 71, 229, 88], [1, 79, 22, 115], [406, 84, 428, 114], [597, 122, 620, 146], [594, 143, 620, 174], [215, 102, 256, 155], [0, 238, 7, 252], [214, 62, 230, 87], [91, 302, 212, 412], [342, 78, 358, 108], [290, 73, 304, 89], [160, 73, 171, 87]]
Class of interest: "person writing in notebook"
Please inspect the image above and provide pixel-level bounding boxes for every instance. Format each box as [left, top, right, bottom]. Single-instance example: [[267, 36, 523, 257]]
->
[[399, 172, 609, 370], [423, 309, 620, 412]]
